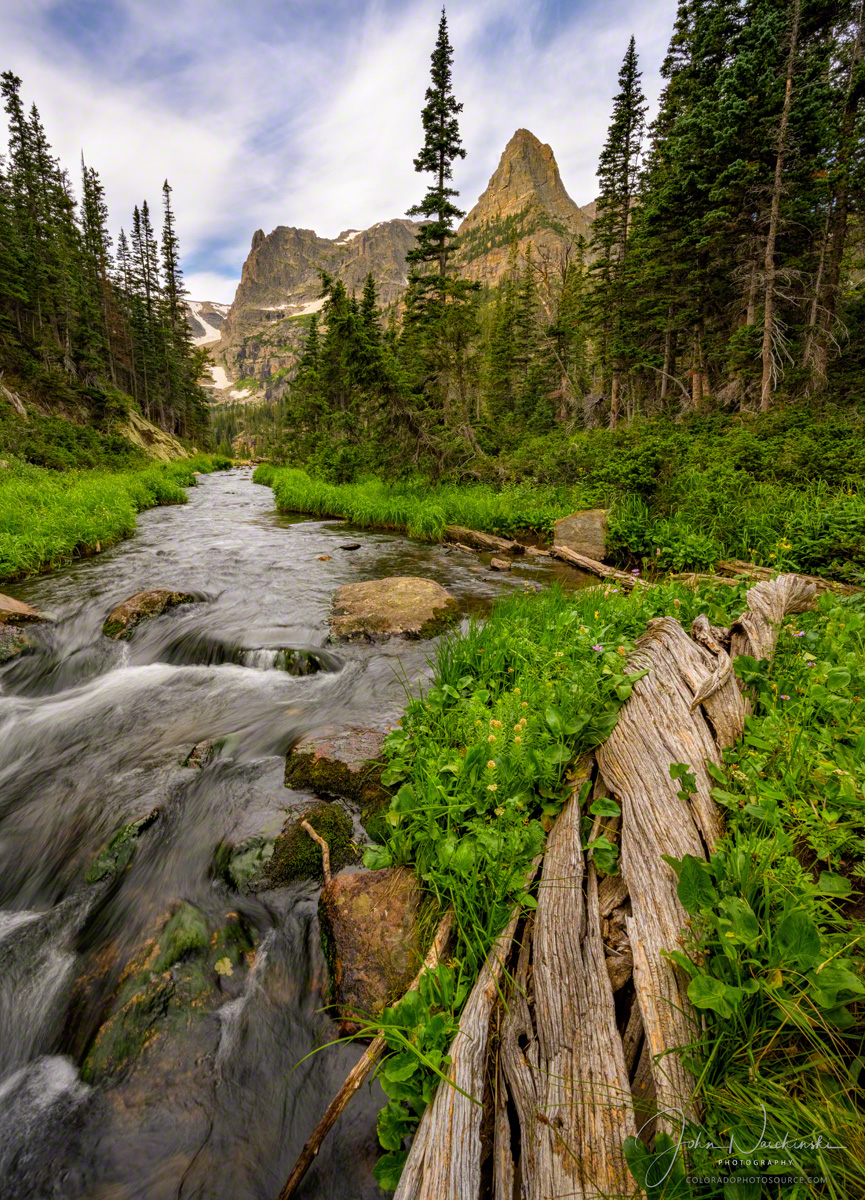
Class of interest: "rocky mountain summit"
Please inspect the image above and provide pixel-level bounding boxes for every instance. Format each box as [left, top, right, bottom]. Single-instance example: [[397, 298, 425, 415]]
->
[[199, 128, 593, 397], [454, 128, 593, 284]]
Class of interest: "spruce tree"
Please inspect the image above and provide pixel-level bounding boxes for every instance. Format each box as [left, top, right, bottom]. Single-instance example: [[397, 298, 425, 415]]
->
[[406, 7, 466, 295], [590, 36, 647, 425]]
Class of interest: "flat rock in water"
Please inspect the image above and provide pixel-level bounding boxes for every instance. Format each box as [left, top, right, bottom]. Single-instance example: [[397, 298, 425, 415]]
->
[[553, 508, 607, 561], [340, 543, 361, 551], [330, 576, 457, 642], [319, 867, 423, 1035], [0, 593, 44, 625], [285, 726, 389, 832], [103, 589, 196, 640], [490, 557, 511, 571]]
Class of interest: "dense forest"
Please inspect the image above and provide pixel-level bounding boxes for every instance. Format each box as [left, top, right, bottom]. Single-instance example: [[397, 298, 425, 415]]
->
[[0, 72, 209, 455], [215, 0, 865, 481]]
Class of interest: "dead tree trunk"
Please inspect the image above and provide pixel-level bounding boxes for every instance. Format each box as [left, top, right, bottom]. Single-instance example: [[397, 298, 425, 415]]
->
[[760, 0, 802, 411]]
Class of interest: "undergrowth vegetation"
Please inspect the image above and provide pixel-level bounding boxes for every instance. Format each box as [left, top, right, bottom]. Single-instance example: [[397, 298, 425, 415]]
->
[[0, 454, 231, 581], [354, 581, 864, 1196], [255, 407, 865, 582]]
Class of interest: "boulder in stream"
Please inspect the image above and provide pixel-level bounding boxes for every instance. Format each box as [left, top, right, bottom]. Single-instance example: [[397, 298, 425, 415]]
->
[[262, 801, 358, 887], [103, 589, 196, 639], [319, 867, 424, 1035], [284, 726, 389, 833], [553, 508, 608, 561], [329, 576, 457, 642], [0, 593, 44, 625]]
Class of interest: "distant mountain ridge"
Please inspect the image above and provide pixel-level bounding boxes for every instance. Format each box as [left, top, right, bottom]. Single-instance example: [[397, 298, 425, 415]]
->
[[191, 128, 593, 399]]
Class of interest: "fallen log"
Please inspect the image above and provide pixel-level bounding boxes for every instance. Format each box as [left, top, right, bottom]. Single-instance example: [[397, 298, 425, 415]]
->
[[443, 525, 525, 555], [549, 545, 643, 588], [498, 758, 636, 1199], [276, 911, 454, 1200], [717, 558, 858, 596], [394, 860, 541, 1200]]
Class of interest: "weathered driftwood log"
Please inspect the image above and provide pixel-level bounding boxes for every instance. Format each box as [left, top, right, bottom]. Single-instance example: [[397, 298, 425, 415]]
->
[[394, 863, 540, 1200], [671, 572, 743, 588], [277, 911, 454, 1200], [730, 573, 817, 662], [717, 558, 858, 596], [442, 525, 525, 555], [497, 760, 636, 1199], [549, 545, 644, 588]]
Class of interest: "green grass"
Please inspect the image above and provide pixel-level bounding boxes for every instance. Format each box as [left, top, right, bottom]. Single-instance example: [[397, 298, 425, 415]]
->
[[341, 577, 864, 1195], [255, 414, 865, 581], [253, 464, 580, 541], [0, 454, 231, 581]]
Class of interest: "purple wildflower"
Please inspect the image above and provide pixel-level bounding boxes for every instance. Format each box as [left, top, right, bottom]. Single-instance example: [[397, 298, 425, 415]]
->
[[593, 644, 604, 653], [806, 661, 816, 667], [791, 631, 805, 637], [780, 694, 790, 700], [631, 569, 640, 575]]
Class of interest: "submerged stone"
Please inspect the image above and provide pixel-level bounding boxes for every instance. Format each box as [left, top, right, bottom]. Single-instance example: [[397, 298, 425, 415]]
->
[[85, 810, 159, 883], [102, 589, 196, 640], [319, 867, 424, 1035], [329, 576, 457, 642], [0, 624, 33, 664]]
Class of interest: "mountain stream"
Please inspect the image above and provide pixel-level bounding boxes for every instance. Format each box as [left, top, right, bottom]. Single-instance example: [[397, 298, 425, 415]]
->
[[0, 467, 585, 1199]]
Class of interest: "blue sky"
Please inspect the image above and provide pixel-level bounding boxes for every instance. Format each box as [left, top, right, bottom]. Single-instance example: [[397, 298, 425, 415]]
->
[[2, 0, 678, 302]]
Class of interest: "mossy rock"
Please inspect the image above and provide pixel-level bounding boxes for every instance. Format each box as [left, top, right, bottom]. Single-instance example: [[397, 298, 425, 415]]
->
[[82, 903, 255, 1083], [214, 834, 276, 891], [102, 589, 196, 640], [329, 577, 458, 642], [263, 801, 357, 887], [85, 810, 159, 884]]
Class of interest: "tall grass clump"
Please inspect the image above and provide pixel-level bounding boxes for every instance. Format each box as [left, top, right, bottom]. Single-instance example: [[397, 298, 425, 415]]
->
[[0, 454, 230, 581], [253, 465, 580, 541]]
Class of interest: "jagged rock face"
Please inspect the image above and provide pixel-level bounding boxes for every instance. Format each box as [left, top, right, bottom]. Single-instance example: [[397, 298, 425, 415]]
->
[[455, 128, 593, 285], [214, 219, 419, 390], [186, 300, 229, 344], [208, 128, 594, 395]]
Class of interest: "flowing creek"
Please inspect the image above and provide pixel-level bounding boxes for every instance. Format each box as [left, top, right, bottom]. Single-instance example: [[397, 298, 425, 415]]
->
[[0, 467, 587, 1200]]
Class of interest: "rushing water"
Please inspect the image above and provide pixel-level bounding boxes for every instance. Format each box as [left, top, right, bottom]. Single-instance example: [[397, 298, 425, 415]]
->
[[0, 468, 585, 1200]]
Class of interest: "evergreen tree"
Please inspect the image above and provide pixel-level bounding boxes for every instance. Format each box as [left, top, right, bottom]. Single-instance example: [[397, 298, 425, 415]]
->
[[589, 36, 647, 424]]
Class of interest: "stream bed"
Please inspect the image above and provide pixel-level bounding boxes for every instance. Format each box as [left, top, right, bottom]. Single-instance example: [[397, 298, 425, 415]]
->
[[0, 467, 585, 1200]]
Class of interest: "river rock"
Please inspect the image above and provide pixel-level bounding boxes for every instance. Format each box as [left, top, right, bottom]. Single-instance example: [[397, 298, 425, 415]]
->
[[330, 576, 457, 642], [0, 625, 34, 664], [0, 593, 43, 625], [490, 557, 511, 571], [319, 867, 423, 1035], [284, 727, 389, 833], [262, 801, 357, 887], [553, 509, 608, 561], [103, 589, 196, 639]]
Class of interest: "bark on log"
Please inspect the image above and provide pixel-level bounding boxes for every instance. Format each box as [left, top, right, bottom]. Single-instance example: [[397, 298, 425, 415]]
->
[[730, 574, 818, 663], [277, 911, 454, 1200], [498, 761, 636, 1199], [443, 525, 525, 555], [549, 546, 643, 589], [393, 879, 535, 1200], [717, 559, 857, 596], [596, 618, 727, 1125]]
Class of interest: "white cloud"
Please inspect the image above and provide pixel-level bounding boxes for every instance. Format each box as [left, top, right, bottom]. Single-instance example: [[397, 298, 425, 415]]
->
[[1, 0, 677, 304]]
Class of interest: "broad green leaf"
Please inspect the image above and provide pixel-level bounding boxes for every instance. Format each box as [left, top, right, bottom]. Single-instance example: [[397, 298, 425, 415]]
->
[[826, 667, 851, 691], [819, 871, 852, 896], [373, 1150, 408, 1190], [688, 974, 742, 1018], [363, 845, 392, 870], [589, 796, 621, 818], [777, 910, 822, 969], [545, 705, 564, 737], [677, 854, 717, 913], [376, 1101, 413, 1150], [720, 896, 760, 945], [381, 1051, 420, 1083], [392, 784, 416, 813]]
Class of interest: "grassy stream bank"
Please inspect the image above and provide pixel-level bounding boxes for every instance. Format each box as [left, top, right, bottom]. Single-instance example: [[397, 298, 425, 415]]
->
[[0, 454, 231, 582], [351, 579, 865, 1195]]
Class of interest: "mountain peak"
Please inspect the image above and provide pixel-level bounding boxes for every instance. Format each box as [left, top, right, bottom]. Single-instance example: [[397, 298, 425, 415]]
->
[[455, 127, 590, 284]]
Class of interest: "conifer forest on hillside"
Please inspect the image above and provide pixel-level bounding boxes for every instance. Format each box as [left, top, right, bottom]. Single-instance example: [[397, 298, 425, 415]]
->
[[1, 4, 865, 1200]]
